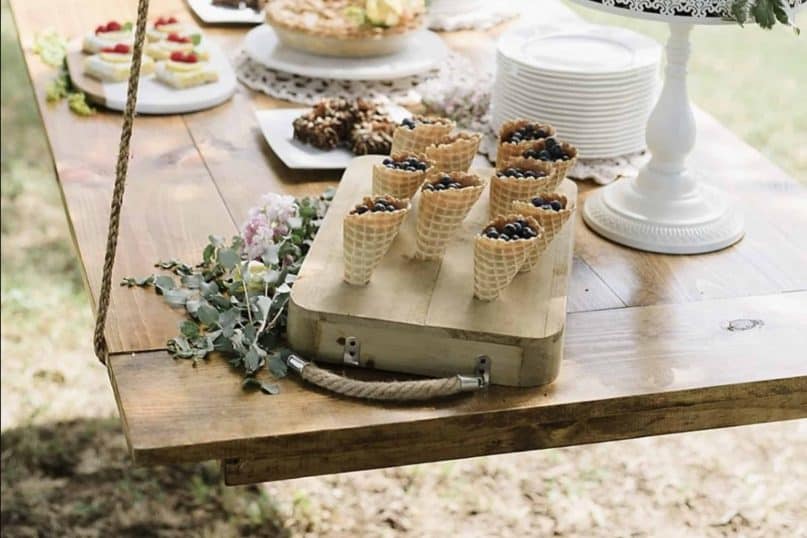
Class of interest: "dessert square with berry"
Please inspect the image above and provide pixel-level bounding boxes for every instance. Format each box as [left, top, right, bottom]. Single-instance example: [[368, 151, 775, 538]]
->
[[154, 52, 218, 89], [147, 16, 192, 42], [83, 44, 155, 83], [145, 32, 209, 61], [82, 21, 134, 54]]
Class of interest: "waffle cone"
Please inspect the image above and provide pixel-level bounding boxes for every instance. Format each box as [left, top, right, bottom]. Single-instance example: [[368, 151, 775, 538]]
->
[[513, 194, 575, 271], [425, 131, 482, 172], [415, 172, 485, 260], [489, 158, 556, 219], [518, 139, 579, 189], [372, 152, 434, 199], [473, 214, 540, 301], [496, 119, 556, 168], [390, 116, 455, 154], [343, 196, 409, 286]]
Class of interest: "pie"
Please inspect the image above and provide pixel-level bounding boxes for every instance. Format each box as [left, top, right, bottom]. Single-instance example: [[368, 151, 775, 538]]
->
[[265, 0, 425, 57]]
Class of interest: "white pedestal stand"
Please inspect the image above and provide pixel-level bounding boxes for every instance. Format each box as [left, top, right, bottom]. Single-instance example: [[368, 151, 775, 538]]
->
[[582, 23, 744, 254]]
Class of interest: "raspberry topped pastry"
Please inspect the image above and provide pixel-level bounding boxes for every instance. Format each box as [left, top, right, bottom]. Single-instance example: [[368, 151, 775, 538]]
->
[[372, 153, 434, 199], [512, 193, 575, 272], [390, 115, 455, 155], [473, 214, 542, 301], [343, 195, 410, 286], [82, 20, 134, 54], [521, 137, 579, 184], [265, 0, 425, 58], [496, 119, 556, 167], [155, 52, 218, 89], [83, 44, 155, 83], [415, 171, 485, 260], [489, 157, 555, 219], [145, 32, 209, 61], [147, 16, 191, 42], [424, 131, 482, 173]]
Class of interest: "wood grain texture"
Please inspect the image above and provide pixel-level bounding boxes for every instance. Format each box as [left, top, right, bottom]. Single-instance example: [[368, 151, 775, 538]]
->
[[9, 0, 807, 483], [109, 292, 807, 471]]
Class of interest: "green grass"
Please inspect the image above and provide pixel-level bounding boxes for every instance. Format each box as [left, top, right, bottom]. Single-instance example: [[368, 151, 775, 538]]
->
[[567, 2, 807, 180]]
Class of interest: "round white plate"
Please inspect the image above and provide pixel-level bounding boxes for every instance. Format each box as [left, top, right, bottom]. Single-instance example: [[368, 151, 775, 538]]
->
[[496, 52, 659, 84], [243, 24, 448, 80], [496, 71, 658, 97], [496, 80, 657, 110], [498, 23, 661, 77], [67, 40, 237, 115], [493, 94, 656, 123]]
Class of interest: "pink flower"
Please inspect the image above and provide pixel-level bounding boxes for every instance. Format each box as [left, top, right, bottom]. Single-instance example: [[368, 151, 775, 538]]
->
[[241, 193, 299, 260]]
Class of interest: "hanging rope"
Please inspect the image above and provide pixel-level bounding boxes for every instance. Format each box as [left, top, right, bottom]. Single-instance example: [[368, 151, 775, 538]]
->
[[93, 0, 151, 365]]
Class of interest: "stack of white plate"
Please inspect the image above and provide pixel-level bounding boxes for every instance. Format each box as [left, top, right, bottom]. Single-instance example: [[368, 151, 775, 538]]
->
[[492, 23, 662, 159]]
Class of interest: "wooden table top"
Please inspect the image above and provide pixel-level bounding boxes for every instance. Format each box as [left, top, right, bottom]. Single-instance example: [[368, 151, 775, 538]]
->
[[10, 0, 806, 485]]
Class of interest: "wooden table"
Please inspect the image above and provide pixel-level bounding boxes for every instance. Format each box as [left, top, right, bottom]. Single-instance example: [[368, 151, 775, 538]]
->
[[10, 0, 806, 486]]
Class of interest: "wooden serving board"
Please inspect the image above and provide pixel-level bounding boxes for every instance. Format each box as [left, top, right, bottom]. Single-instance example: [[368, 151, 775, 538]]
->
[[288, 156, 577, 387], [66, 41, 237, 114]]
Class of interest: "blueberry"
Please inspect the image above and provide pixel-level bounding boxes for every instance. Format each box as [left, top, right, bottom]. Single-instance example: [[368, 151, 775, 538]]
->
[[550, 200, 562, 211], [549, 144, 564, 159], [541, 204, 553, 210], [499, 233, 510, 241], [406, 166, 416, 172], [385, 203, 397, 211], [525, 170, 536, 178], [484, 228, 499, 239], [401, 118, 415, 129], [545, 137, 557, 149], [353, 205, 369, 214], [424, 183, 435, 191], [561, 154, 570, 161], [417, 162, 427, 171], [524, 149, 539, 160], [440, 174, 452, 184], [503, 223, 518, 236], [538, 150, 552, 161], [372, 202, 387, 212], [383, 158, 392, 165], [435, 183, 447, 191], [449, 182, 462, 189], [532, 197, 544, 206], [521, 226, 536, 238]]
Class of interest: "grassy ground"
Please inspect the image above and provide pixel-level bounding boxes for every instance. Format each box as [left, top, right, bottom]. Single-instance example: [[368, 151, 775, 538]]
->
[[1, 0, 805, 535]]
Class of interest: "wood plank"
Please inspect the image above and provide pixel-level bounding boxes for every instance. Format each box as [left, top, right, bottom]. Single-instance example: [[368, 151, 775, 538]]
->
[[224, 381, 804, 484], [573, 110, 807, 308], [10, 2, 239, 354], [108, 291, 807, 471]]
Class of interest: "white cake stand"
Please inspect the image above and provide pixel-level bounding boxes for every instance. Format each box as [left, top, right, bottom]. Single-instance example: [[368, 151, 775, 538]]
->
[[570, 0, 763, 254]]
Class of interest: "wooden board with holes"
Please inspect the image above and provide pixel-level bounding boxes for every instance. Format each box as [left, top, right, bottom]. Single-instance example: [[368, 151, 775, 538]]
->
[[7, 0, 807, 486], [288, 156, 577, 386]]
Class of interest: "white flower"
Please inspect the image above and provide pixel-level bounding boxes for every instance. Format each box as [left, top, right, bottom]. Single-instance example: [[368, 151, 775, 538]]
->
[[241, 193, 299, 260]]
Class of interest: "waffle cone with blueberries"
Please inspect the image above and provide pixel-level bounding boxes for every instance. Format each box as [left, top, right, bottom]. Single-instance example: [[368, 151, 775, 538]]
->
[[424, 131, 482, 173], [343, 195, 410, 286], [496, 119, 556, 167], [473, 214, 542, 301], [489, 157, 555, 219], [520, 137, 578, 187], [372, 153, 434, 200], [415, 171, 485, 260], [390, 115, 455, 155], [512, 193, 575, 272]]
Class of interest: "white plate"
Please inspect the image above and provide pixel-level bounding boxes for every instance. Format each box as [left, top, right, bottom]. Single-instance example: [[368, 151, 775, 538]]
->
[[492, 97, 654, 126], [496, 80, 657, 110], [498, 23, 661, 76], [256, 105, 411, 170], [496, 52, 659, 84], [68, 40, 237, 115], [186, 0, 264, 24], [243, 24, 447, 80]]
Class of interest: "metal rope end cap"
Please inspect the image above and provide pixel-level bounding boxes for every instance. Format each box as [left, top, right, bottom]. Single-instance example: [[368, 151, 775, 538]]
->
[[286, 354, 308, 374]]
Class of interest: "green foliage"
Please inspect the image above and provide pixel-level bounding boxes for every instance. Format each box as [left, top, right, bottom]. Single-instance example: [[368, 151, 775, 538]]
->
[[729, 0, 801, 33], [34, 30, 96, 115], [123, 190, 333, 394]]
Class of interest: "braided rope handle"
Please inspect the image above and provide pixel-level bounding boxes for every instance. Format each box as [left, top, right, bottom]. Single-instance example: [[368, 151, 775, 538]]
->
[[287, 355, 487, 401], [94, 0, 151, 364]]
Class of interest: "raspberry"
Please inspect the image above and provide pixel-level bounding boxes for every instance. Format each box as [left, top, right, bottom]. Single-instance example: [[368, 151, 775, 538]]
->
[[106, 21, 122, 32]]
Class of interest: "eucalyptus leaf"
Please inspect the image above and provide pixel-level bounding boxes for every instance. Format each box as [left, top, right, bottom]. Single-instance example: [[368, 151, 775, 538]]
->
[[197, 304, 219, 326], [218, 248, 240, 270], [242, 377, 280, 395], [180, 320, 200, 339]]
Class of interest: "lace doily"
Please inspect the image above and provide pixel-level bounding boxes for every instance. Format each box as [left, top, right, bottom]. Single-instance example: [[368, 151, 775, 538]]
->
[[235, 51, 479, 106], [580, 0, 802, 19], [427, 1, 519, 31]]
